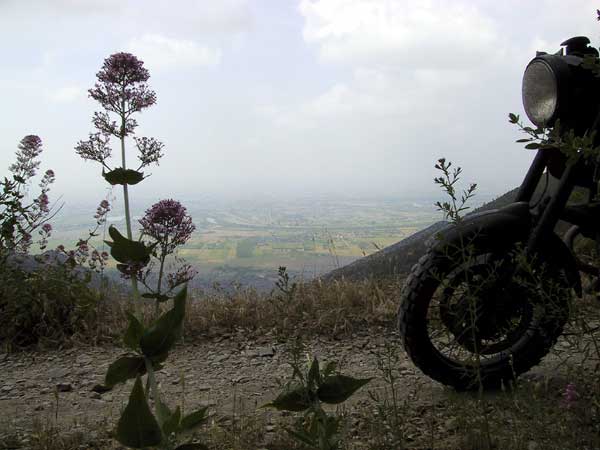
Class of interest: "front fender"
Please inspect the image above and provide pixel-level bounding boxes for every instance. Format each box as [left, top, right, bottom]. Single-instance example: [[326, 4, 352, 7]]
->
[[429, 202, 581, 296]]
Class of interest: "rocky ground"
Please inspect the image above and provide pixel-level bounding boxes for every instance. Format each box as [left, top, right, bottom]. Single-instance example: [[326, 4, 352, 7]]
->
[[0, 329, 589, 449], [0, 331, 419, 428]]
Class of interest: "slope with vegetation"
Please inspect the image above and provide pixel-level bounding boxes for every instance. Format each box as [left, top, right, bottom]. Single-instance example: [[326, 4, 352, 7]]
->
[[5, 24, 600, 449]]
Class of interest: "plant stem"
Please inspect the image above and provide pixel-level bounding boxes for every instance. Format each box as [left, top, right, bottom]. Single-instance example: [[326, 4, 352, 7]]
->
[[144, 358, 164, 423], [155, 248, 166, 317], [120, 106, 141, 317]]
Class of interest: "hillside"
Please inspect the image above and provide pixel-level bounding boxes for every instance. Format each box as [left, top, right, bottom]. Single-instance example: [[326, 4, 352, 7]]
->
[[322, 187, 521, 281]]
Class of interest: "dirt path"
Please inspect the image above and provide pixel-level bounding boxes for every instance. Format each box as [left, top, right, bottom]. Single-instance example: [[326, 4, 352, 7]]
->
[[0, 330, 584, 446]]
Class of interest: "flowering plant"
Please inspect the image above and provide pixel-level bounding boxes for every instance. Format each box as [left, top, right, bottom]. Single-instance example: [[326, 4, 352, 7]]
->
[[137, 199, 197, 313], [77, 52, 206, 449], [0, 135, 57, 254], [75, 52, 164, 309], [56, 198, 111, 273]]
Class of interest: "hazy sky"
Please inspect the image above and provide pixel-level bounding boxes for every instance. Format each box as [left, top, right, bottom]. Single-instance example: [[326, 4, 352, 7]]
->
[[1, 0, 599, 207]]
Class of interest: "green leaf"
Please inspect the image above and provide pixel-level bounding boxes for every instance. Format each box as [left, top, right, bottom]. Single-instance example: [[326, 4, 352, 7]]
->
[[516, 138, 531, 143], [308, 356, 320, 389], [105, 226, 155, 265], [142, 293, 171, 303], [105, 356, 146, 388], [162, 405, 181, 437], [108, 225, 127, 243], [508, 113, 519, 124], [317, 375, 373, 404], [103, 168, 145, 186], [123, 312, 145, 351], [157, 398, 173, 424], [174, 444, 209, 450], [180, 406, 209, 431], [322, 361, 337, 378], [91, 384, 112, 393], [140, 286, 187, 358], [324, 414, 341, 437], [115, 376, 162, 448], [263, 385, 313, 412], [150, 351, 169, 366], [525, 142, 542, 150], [285, 427, 317, 447]]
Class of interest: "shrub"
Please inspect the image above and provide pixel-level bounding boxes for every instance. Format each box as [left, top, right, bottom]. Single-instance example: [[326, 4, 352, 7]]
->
[[0, 255, 102, 349]]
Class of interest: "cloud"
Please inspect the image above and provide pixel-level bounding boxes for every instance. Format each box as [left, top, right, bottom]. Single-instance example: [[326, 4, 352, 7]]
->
[[45, 85, 84, 103], [0, 0, 124, 15], [127, 34, 222, 71], [299, 0, 500, 70]]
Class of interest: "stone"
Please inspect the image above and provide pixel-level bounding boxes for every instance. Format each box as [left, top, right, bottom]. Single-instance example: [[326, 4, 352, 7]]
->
[[48, 367, 70, 379], [199, 400, 217, 407], [258, 346, 275, 357], [213, 354, 229, 363], [245, 346, 276, 358], [76, 355, 93, 365], [444, 418, 458, 431], [56, 383, 73, 392]]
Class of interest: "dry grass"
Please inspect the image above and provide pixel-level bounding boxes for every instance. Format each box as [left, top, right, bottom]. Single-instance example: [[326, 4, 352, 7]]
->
[[3, 274, 600, 449], [183, 277, 401, 340], [0, 271, 403, 352]]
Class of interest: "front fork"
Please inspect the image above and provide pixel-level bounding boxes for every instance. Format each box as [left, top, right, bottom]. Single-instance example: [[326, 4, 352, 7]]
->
[[512, 148, 579, 252], [527, 155, 580, 252], [511, 149, 586, 293]]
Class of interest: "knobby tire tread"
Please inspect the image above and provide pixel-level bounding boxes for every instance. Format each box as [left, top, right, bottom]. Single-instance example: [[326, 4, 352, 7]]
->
[[398, 248, 566, 390]]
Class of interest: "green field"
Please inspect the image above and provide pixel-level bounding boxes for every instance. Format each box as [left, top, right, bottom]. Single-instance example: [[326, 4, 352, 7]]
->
[[46, 196, 444, 288]]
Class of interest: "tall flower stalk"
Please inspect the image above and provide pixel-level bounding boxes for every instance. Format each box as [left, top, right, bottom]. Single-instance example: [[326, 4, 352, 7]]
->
[[1, 136, 57, 255], [75, 53, 164, 312], [138, 199, 196, 316], [77, 52, 206, 449]]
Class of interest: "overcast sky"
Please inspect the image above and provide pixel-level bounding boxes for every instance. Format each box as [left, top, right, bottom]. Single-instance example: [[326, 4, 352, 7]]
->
[[1, 0, 599, 208]]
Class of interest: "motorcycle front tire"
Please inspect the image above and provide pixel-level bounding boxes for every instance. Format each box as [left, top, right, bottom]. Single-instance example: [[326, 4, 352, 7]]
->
[[398, 233, 571, 391]]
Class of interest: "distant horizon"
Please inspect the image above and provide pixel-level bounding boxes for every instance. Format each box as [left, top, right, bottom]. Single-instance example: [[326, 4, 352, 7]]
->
[[2, 1, 597, 209], [47, 187, 501, 216]]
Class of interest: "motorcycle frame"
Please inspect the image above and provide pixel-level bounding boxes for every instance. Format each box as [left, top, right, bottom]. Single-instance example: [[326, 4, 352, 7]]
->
[[501, 142, 600, 296]]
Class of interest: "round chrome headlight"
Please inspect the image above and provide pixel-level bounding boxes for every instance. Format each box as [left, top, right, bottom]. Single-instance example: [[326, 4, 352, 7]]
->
[[522, 60, 558, 127], [522, 55, 571, 128]]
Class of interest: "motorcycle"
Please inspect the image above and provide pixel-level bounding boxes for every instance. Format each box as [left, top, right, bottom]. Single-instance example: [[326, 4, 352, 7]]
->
[[398, 36, 600, 390]]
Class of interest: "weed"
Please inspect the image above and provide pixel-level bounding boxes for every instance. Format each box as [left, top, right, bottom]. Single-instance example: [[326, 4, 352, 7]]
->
[[367, 339, 409, 449], [264, 337, 372, 450]]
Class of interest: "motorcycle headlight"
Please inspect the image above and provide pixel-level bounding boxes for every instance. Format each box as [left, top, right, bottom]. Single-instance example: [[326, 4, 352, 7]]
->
[[522, 55, 570, 128]]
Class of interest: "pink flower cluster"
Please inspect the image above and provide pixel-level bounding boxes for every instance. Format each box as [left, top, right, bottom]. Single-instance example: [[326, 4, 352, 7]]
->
[[55, 198, 111, 272], [94, 199, 111, 223], [75, 52, 164, 173], [139, 199, 195, 254], [134, 136, 164, 168], [10, 135, 43, 179], [562, 382, 577, 408], [167, 263, 197, 290], [89, 52, 156, 116], [75, 132, 112, 166], [58, 241, 109, 272], [38, 223, 52, 251], [1, 136, 56, 253]]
